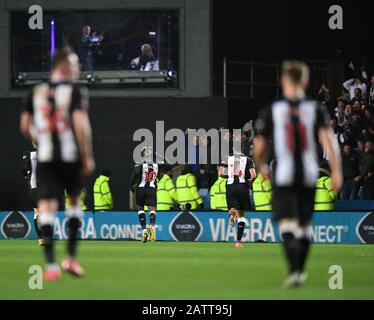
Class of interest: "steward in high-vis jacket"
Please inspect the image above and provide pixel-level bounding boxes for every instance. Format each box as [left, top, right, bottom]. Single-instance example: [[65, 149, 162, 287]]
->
[[314, 168, 338, 211], [94, 170, 113, 211], [157, 165, 178, 211], [65, 187, 88, 211], [176, 165, 203, 210], [210, 165, 228, 211], [252, 173, 272, 211]]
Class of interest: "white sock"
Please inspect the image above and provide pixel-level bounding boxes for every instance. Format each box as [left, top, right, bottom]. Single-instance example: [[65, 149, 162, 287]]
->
[[47, 263, 58, 270], [38, 212, 56, 226], [66, 204, 83, 219]]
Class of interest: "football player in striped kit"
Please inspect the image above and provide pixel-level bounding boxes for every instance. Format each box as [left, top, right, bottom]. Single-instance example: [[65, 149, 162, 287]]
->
[[130, 147, 159, 243], [222, 140, 257, 248], [20, 48, 95, 281], [254, 60, 342, 287]]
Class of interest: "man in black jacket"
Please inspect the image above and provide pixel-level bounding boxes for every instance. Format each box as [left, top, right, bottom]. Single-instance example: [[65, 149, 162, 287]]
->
[[341, 143, 361, 200], [80, 25, 104, 71], [355, 141, 374, 199]]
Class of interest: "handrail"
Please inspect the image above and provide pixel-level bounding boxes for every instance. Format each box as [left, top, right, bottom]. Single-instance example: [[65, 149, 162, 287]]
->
[[223, 58, 330, 100]]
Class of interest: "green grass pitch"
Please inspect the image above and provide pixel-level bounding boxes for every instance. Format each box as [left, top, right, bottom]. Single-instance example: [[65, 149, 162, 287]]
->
[[0, 240, 373, 300]]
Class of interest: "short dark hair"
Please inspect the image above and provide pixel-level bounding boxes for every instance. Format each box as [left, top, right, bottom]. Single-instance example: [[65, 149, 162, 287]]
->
[[282, 60, 310, 85], [52, 47, 74, 70]]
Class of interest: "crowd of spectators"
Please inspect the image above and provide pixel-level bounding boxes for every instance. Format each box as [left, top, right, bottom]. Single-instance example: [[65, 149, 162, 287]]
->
[[183, 62, 374, 205], [318, 63, 374, 200]]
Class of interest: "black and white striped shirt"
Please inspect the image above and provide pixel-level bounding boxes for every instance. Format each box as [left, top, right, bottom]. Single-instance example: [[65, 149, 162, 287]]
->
[[24, 81, 89, 163], [256, 98, 330, 188], [221, 154, 255, 185], [30, 150, 37, 189], [131, 162, 159, 189]]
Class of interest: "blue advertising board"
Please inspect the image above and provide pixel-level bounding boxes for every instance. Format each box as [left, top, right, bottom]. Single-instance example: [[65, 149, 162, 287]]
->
[[1, 211, 373, 244]]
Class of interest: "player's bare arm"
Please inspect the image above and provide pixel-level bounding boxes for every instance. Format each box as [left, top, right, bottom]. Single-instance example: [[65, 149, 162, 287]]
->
[[72, 109, 95, 175], [20, 111, 34, 141], [318, 127, 343, 192], [249, 168, 257, 181]]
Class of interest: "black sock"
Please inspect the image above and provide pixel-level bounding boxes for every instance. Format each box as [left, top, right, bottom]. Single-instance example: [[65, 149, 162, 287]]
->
[[41, 224, 55, 264], [237, 221, 245, 242], [138, 211, 147, 229], [34, 218, 43, 239], [68, 217, 81, 259], [149, 211, 156, 226], [282, 232, 300, 274], [297, 238, 310, 272]]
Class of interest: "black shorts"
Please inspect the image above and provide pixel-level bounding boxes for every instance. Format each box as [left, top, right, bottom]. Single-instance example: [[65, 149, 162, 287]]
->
[[37, 162, 82, 200], [226, 183, 251, 211], [29, 188, 38, 209], [136, 186, 157, 208], [272, 186, 315, 225]]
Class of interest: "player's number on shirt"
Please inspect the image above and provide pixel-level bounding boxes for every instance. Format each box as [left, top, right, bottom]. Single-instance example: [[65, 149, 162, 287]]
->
[[285, 122, 307, 152], [145, 171, 156, 183], [230, 163, 243, 178], [40, 104, 69, 134]]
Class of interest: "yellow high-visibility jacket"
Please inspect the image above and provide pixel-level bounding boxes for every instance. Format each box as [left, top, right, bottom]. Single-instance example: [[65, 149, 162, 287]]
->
[[252, 173, 272, 211], [210, 176, 228, 211], [176, 173, 203, 210], [65, 188, 88, 211], [157, 174, 178, 211], [94, 175, 113, 211], [314, 176, 337, 211]]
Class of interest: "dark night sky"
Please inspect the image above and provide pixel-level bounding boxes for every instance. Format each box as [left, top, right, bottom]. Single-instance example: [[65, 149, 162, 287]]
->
[[213, 0, 374, 94]]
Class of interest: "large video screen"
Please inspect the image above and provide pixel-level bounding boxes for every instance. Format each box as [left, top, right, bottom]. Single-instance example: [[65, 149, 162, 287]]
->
[[11, 10, 179, 89]]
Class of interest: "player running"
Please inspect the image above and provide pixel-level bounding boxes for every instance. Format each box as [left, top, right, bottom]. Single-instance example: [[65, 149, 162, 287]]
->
[[21, 140, 44, 246], [254, 60, 342, 287], [222, 141, 256, 248], [20, 47, 95, 281], [130, 147, 159, 243]]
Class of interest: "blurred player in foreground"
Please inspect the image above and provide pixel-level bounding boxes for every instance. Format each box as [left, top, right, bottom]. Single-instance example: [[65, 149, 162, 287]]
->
[[254, 60, 342, 287], [20, 47, 95, 281], [130, 147, 158, 243]]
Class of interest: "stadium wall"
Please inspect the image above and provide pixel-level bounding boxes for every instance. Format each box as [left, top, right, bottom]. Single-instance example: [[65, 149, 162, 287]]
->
[[0, 96, 227, 211], [1, 211, 374, 244]]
